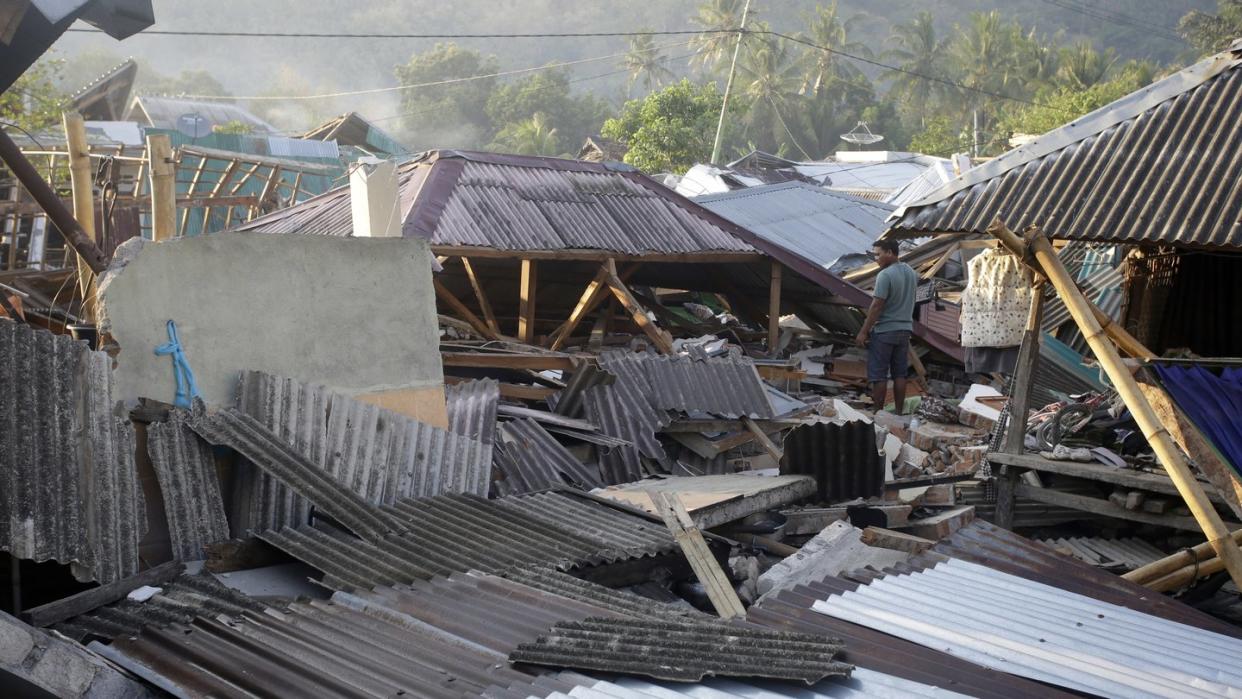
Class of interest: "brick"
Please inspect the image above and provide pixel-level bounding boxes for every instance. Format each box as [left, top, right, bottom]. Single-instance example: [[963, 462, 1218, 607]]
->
[[861, 526, 935, 554], [903, 505, 975, 540], [907, 421, 986, 452]]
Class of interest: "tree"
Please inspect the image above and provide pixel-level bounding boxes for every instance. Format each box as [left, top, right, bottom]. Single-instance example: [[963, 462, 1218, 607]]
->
[[601, 79, 724, 174], [908, 115, 969, 158], [886, 12, 949, 128], [690, 0, 754, 75], [735, 24, 813, 157], [1001, 68, 1151, 136], [947, 11, 1025, 151], [395, 43, 499, 149], [213, 120, 254, 135], [798, 2, 870, 100], [1, 59, 65, 135], [1057, 41, 1117, 90], [623, 33, 676, 96], [1179, 1, 1242, 54], [485, 69, 611, 154], [1015, 29, 1062, 95], [489, 112, 562, 156]]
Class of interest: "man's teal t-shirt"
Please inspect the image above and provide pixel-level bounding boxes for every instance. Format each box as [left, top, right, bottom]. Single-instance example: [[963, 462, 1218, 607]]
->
[[872, 261, 917, 333]]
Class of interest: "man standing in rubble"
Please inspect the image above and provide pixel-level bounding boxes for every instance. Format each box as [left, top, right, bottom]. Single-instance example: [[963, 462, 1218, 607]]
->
[[855, 239, 917, 415]]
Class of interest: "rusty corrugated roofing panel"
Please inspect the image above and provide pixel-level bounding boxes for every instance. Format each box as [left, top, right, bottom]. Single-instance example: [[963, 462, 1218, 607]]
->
[[510, 617, 851, 683], [0, 319, 145, 584], [494, 419, 604, 494], [188, 405, 402, 541], [232, 371, 489, 532], [146, 413, 229, 561], [891, 42, 1242, 249]]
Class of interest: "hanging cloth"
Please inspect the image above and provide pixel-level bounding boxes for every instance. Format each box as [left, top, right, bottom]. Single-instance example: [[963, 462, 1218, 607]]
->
[[960, 247, 1031, 349]]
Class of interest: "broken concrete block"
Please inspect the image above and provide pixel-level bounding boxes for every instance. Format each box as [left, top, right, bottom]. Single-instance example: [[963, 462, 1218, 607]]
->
[[898, 443, 930, 469], [893, 460, 923, 480], [958, 384, 1002, 430], [757, 520, 908, 599], [921, 484, 957, 506], [873, 411, 913, 442], [902, 505, 975, 540], [860, 526, 935, 554], [1, 610, 152, 697], [947, 444, 988, 475], [907, 421, 986, 452]]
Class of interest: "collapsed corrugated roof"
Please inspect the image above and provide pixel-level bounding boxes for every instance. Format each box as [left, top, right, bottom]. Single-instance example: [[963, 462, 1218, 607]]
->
[[598, 350, 777, 420], [494, 419, 605, 494], [510, 617, 851, 683], [146, 413, 230, 562], [891, 40, 1242, 249], [810, 558, 1242, 698], [235, 150, 757, 256], [695, 182, 893, 272], [231, 370, 490, 532], [0, 319, 145, 584]]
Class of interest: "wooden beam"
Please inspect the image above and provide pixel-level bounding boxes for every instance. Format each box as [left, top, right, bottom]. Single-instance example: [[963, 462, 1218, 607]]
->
[[710, 271, 769, 328], [768, 260, 782, 352], [22, 561, 184, 627], [199, 159, 239, 234], [441, 351, 578, 371], [989, 220, 1242, 587], [431, 245, 764, 264], [1015, 483, 1225, 533], [1138, 378, 1242, 522], [518, 258, 538, 343], [996, 282, 1046, 529], [649, 491, 745, 620], [444, 375, 557, 400], [550, 266, 609, 351], [146, 134, 177, 242], [61, 112, 97, 322], [921, 242, 960, 279], [459, 257, 499, 334], [744, 416, 783, 461], [604, 259, 673, 354], [433, 279, 502, 340], [988, 451, 1239, 507]]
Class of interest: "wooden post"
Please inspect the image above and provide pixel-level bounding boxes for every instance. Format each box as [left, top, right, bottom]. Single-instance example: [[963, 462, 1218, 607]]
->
[[604, 259, 673, 354], [994, 282, 1045, 530], [768, 260, 782, 353], [62, 112, 98, 321], [649, 491, 745, 620], [0, 129, 108, 274], [743, 416, 783, 462], [518, 258, 538, 344], [987, 219, 1242, 588], [146, 134, 176, 241], [459, 257, 499, 334], [550, 267, 610, 351]]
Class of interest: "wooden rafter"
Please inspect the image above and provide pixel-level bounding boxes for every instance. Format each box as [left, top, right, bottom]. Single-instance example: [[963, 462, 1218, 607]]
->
[[548, 263, 639, 350], [178, 153, 208, 236], [200, 160, 239, 234], [459, 257, 499, 334], [604, 258, 673, 354], [434, 278, 502, 340]]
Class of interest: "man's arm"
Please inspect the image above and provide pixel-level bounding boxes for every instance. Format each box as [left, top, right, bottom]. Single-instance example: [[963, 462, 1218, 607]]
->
[[855, 296, 886, 346]]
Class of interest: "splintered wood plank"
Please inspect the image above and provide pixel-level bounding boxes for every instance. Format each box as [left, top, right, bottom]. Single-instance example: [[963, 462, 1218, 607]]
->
[[743, 416, 784, 461], [649, 491, 745, 620], [460, 257, 499, 334]]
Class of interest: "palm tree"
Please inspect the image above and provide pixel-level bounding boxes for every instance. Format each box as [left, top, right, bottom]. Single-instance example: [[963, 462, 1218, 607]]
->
[[623, 33, 675, 96], [798, 1, 870, 100], [885, 12, 947, 127], [1015, 29, 1062, 95], [948, 11, 1023, 143], [489, 113, 562, 156], [690, 0, 755, 75], [1058, 41, 1118, 90], [735, 23, 814, 158]]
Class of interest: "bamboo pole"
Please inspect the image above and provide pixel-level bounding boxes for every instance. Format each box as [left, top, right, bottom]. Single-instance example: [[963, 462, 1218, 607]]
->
[[986, 219, 1242, 589], [62, 112, 98, 322], [1124, 529, 1242, 586], [145, 134, 176, 241]]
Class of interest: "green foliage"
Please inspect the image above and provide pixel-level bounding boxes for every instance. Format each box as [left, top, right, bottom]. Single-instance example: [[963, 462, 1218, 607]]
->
[[212, 120, 254, 135], [488, 112, 564, 156], [485, 70, 610, 154], [908, 116, 968, 158], [1058, 41, 1118, 90], [601, 79, 724, 174], [1, 59, 65, 134], [1179, 1, 1242, 54], [1000, 67, 1151, 136], [689, 0, 754, 75], [395, 43, 499, 149], [623, 33, 676, 96]]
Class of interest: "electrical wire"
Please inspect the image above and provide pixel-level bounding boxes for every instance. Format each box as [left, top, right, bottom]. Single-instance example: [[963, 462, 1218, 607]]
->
[[1034, 0, 1185, 43]]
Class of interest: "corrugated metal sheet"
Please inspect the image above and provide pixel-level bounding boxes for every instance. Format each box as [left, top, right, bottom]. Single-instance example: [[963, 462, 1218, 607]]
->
[[495, 419, 604, 495], [695, 182, 893, 270], [258, 491, 676, 590], [932, 520, 1242, 637], [510, 617, 851, 683], [266, 135, 340, 159], [598, 350, 776, 419], [498, 567, 704, 621], [551, 364, 614, 418], [146, 413, 229, 562], [1041, 265, 1125, 333], [892, 43, 1242, 249], [1039, 536, 1166, 570], [780, 421, 882, 503], [188, 406, 402, 541], [130, 95, 278, 134], [810, 558, 1242, 698], [582, 383, 669, 485], [445, 377, 499, 448], [0, 319, 145, 584], [236, 151, 757, 255], [94, 597, 534, 699], [484, 666, 971, 698], [1031, 333, 1107, 407], [233, 370, 489, 532], [53, 573, 273, 642]]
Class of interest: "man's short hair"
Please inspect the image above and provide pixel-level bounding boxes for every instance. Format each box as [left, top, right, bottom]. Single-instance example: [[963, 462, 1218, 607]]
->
[[873, 239, 900, 256]]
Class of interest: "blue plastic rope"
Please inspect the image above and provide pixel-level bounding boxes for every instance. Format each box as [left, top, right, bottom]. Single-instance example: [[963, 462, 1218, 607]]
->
[[154, 319, 200, 409]]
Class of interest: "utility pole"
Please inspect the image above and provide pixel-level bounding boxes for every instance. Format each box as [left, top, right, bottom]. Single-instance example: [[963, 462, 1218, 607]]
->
[[709, 0, 752, 165], [972, 109, 980, 157]]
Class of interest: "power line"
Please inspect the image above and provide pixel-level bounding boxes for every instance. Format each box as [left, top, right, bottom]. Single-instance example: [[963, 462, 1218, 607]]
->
[[65, 28, 724, 39], [1034, 0, 1184, 43]]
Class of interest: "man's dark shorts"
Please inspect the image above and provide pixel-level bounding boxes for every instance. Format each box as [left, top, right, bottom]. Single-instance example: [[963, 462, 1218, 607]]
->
[[867, 330, 911, 383]]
